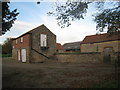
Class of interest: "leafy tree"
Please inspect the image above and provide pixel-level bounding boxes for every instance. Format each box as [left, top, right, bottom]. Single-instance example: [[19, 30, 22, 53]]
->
[[2, 38, 13, 54], [48, 0, 120, 34], [1, 1, 19, 36], [94, 2, 120, 34]]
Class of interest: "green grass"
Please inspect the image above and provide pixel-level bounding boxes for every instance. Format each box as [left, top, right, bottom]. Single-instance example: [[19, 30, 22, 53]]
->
[[0, 54, 12, 58]]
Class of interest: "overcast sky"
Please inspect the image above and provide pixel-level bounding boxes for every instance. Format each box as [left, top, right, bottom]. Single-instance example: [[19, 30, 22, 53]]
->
[[0, 1, 112, 45]]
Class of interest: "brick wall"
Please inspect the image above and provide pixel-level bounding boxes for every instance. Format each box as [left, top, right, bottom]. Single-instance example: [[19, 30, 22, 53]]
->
[[12, 34, 30, 49], [12, 34, 30, 62], [56, 53, 103, 63], [56, 53, 118, 64]]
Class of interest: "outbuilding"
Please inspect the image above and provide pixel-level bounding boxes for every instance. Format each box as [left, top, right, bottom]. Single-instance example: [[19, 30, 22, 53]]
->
[[12, 24, 56, 63]]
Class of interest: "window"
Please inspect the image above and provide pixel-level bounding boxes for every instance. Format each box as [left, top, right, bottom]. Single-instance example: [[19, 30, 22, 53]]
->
[[20, 37, 23, 42], [16, 40, 18, 44], [40, 34, 47, 47]]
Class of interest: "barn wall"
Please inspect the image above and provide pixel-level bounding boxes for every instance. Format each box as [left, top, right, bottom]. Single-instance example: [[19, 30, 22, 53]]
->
[[12, 34, 30, 63], [12, 34, 30, 48], [81, 41, 120, 53], [29, 50, 47, 63], [12, 47, 30, 63], [30, 25, 56, 62]]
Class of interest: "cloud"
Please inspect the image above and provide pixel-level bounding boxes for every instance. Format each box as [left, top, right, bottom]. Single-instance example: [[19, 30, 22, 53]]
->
[[39, 15, 97, 45], [13, 20, 38, 30], [0, 20, 38, 44], [0, 14, 100, 45]]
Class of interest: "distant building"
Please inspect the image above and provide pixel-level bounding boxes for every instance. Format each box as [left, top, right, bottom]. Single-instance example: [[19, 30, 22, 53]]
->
[[12, 24, 56, 63], [56, 43, 64, 53], [63, 41, 81, 52], [81, 33, 120, 53]]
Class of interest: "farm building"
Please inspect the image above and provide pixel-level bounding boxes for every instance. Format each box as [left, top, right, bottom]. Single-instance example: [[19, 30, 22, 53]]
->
[[81, 33, 120, 63], [56, 43, 64, 53], [63, 41, 81, 52], [12, 24, 56, 63], [81, 33, 120, 53]]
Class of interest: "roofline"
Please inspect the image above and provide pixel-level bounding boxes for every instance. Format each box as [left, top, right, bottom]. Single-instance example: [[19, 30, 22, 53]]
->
[[81, 39, 120, 44], [81, 32, 120, 44], [85, 32, 120, 37], [13, 24, 56, 40], [63, 41, 82, 45], [13, 32, 31, 40]]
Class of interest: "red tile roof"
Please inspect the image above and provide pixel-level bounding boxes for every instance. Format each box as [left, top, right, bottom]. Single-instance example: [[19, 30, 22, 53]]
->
[[56, 43, 64, 50], [81, 33, 120, 44]]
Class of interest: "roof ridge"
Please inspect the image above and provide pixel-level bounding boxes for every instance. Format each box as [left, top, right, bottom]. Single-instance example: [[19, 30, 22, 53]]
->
[[13, 24, 47, 39], [64, 41, 81, 44], [81, 32, 120, 44], [86, 33, 108, 37]]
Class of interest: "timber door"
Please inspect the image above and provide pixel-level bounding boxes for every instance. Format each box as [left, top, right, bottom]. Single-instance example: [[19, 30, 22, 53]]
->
[[18, 49, 21, 62], [103, 47, 113, 63], [21, 49, 27, 62]]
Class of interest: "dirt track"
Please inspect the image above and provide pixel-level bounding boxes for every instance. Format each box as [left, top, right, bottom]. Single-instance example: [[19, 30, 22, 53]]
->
[[2, 57, 118, 88]]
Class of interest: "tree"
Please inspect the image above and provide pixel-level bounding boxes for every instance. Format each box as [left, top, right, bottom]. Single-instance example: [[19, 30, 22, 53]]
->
[[48, 0, 120, 34], [1, 1, 19, 36], [94, 2, 120, 35], [2, 38, 13, 54]]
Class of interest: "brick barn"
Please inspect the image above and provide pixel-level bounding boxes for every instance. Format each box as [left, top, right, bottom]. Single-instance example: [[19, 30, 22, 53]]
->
[[81, 33, 120, 53], [12, 24, 56, 63], [81, 33, 120, 63]]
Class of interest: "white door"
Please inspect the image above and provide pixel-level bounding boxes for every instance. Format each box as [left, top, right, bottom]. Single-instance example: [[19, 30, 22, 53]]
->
[[18, 49, 20, 62], [21, 49, 26, 62]]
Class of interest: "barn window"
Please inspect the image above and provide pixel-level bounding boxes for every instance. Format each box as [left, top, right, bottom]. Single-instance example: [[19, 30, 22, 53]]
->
[[20, 37, 23, 42], [40, 34, 47, 47]]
